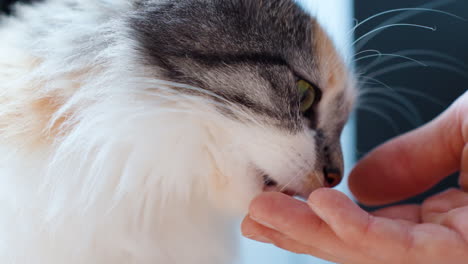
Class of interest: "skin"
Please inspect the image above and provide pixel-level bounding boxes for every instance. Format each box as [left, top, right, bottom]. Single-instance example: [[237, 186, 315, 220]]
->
[[241, 91, 468, 264]]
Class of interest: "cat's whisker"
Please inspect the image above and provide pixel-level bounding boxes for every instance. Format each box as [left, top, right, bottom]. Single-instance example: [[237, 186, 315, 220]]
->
[[349, 6, 464, 36], [283, 145, 325, 189], [368, 87, 446, 107], [279, 156, 316, 194], [278, 164, 307, 194], [357, 77, 413, 104], [368, 60, 468, 79], [352, 49, 382, 60], [358, 96, 422, 127], [357, 75, 394, 91], [356, 85, 448, 128], [352, 18, 359, 29], [354, 53, 426, 67], [352, 23, 437, 48], [361, 49, 466, 75], [356, 105, 400, 133], [354, 0, 459, 52], [358, 84, 446, 106], [357, 78, 423, 126]]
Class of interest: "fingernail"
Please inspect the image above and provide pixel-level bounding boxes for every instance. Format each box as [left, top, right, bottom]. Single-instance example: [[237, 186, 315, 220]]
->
[[250, 216, 277, 230], [244, 234, 272, 244]]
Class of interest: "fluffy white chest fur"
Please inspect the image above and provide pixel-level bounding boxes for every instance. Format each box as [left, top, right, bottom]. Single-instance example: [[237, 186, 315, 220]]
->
[[0, 0, 354, 263]]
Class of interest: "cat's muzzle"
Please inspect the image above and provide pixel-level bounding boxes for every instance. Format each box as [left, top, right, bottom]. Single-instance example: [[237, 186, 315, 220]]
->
[[262, 169, 342, 199]]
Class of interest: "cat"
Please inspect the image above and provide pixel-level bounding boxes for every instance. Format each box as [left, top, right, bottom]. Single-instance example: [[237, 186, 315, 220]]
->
[[0, 0, 355, 263]]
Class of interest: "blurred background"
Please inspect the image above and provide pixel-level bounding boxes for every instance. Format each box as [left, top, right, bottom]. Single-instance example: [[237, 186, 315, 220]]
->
[[354, 0, 467, 211], [1, 0, 467, 263]]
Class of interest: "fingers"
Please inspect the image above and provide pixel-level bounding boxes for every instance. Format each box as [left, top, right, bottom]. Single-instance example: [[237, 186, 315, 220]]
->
[[245, 192, 342, 251], [422, 188, 468, 238], [246, 192, 323, 236], [422, 189, 468, 221], [244, 190, 468, 264], [437, 207, 468, 239], [349, 102, 465, 205], [243, 192, 367, 262], [241, 216, 343, 263], [372, 204, 421, 223], [307, 189, 413, 263]]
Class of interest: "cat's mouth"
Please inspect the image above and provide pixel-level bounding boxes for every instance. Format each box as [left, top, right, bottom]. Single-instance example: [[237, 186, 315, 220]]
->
[[261, 171, 339, 199], [262, 175, 299, 197]]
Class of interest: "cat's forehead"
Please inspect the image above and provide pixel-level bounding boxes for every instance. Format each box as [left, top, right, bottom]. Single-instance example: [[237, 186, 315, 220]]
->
[[132, 0, 316, 61], [209, 0, 314, 53]]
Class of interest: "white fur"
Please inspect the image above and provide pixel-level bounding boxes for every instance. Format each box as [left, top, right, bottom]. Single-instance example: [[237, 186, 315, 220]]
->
[[0, 1, 330, 263]]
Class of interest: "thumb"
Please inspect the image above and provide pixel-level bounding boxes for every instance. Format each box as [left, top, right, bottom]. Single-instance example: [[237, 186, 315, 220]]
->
[[349, 94, 467, 205]]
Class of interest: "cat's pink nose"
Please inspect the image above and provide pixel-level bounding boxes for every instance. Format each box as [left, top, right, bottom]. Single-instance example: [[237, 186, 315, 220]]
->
[[323, 167, 342, 188]]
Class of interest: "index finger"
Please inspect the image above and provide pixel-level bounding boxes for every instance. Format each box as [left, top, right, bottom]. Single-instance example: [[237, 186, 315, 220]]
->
[[349, 97, 466, 205]]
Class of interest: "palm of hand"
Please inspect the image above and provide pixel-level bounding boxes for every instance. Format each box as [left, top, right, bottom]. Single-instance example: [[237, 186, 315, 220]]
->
[[242, 92, 468, 264]]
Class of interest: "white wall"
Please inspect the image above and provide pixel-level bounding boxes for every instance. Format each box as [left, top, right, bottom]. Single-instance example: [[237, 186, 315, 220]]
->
[[239, 0, 354, 263]]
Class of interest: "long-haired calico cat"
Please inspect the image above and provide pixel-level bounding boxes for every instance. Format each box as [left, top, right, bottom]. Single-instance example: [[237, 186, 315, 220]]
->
[[0, 0, 355, 263]]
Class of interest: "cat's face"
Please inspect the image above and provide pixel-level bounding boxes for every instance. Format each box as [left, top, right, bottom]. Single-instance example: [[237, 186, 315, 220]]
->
[[131, 0, 355, 212]]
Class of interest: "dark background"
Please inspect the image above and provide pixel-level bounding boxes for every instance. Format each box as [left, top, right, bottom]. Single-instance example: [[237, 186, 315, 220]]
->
[[1, 0, 467, 208], [354, 0, 468, 209]]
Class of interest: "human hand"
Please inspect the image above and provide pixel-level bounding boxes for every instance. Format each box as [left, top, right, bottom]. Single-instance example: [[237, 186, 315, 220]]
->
[[241, 92, 468, 264]]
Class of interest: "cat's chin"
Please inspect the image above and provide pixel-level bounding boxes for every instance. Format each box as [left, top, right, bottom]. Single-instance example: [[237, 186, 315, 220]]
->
[[260, 174, 314, 200], [262, 186, 301, 198], [263, 186, 308, 200]]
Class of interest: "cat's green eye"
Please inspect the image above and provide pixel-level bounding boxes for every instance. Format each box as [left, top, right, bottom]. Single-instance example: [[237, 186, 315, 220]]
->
[[297, 80, 317, 112]]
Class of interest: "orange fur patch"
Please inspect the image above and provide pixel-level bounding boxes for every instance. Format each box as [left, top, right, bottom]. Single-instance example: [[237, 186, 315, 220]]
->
[[0, 60, 95, 147], [313, 21, 347, 91]]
